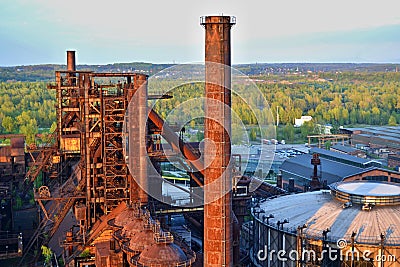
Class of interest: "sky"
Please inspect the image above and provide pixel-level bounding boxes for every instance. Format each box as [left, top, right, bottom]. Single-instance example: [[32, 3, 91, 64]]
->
[[1, 0, 400, 66]]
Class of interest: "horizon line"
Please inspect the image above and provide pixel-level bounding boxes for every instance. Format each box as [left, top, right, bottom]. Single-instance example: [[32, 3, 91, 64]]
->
[[2, 61, 400, 68]]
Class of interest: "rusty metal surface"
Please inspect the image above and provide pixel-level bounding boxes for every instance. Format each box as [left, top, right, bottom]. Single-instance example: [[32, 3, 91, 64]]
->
[[74, 203, 86, 221], [202, 15, 235, 267], [27, 18, 224, 264], [134, 242, 193, 267], [147, 110, 204, 187], [128, 74, 149, 205], [67, 51, 76, 72], [120, 219, 143, 239], [128, 229, 154, 251], [23, 51, 153, 264], [0, 146, 11, 163], [10, 137, 24, 148], [114, 208, 137, 227]]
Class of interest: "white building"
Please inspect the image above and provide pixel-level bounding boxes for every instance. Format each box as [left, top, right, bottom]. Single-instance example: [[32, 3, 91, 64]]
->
[[294, 115, 312, 127]]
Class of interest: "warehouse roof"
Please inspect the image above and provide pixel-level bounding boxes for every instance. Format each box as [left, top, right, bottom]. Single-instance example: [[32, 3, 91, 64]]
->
[[331, 144, 360, 154], [280, 154, 367, 185], [310, 147, 381, 167]]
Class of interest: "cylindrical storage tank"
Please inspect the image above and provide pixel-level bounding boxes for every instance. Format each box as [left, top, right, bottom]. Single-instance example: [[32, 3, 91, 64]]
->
[[249, 181, 400, 267], [120, 217, 144, 240], [114, 208, 136, 227], [131, 243, 194, 267], [128, 228, 154, 252], [125, 228, 155, 266]]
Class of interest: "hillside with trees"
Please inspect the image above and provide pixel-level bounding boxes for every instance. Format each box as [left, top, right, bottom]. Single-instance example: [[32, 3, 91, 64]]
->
[[0, 82, 56, 143], [0, 63, 399, 144]]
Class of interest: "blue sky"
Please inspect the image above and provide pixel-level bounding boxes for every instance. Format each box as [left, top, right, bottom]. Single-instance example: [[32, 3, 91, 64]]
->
[[1, 0, 400, 66]]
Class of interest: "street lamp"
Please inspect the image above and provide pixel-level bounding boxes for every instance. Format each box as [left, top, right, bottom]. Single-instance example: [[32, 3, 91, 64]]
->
[[322, 228, 331, 266], [322, 228, 331, 241], [297, 224, 307, 267], [263, 214, 274, 225], [253, 208, 265, 218], [350, 231, 357, 267], [277, 219, 289, 230]]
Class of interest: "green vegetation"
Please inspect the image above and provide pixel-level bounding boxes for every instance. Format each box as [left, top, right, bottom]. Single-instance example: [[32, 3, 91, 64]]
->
[[41, 245, 53, 266], [256, 72, 400, 127], [0, 70, 399, 144], [152, 72, 400, 142], [0, 81, 56, 143], [79, 248, 91, 258]]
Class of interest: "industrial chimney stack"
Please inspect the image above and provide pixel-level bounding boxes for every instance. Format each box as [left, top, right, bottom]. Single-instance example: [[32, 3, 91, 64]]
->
[[201, 15, 235, 267], [67, 50, 76, 72]]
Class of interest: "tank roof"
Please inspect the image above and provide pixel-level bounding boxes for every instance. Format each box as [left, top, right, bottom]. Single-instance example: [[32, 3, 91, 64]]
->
[[135, 243, 190, 266], [256, 188, 400, 245], [128, 229, 155, 251], [334, 181, 400, 197], [115, 208, 136, 227], [330, 181, 400, 206]]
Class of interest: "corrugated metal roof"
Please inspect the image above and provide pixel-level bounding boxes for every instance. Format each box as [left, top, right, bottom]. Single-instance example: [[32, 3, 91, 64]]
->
[[331, 144, 360, 153], [310, 147, 380, 166], [258, 190, 400, 245], [280, 154, 365, 185], [344, 126, 400, 145]]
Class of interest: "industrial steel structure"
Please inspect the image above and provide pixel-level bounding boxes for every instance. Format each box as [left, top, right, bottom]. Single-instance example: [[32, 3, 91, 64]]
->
[[19, 50, 201, 266], [14, 15, 275, 267]]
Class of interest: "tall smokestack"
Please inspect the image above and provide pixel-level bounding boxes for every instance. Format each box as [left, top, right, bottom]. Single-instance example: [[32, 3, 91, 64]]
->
[[201, 15, 235, 267], [67, 51, 76, 72], [128, 74, 149, 205]]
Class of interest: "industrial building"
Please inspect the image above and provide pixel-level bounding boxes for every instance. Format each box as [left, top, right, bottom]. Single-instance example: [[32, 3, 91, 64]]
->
[[341, 126, 400, 153], [310, 148, 381, 169], [0, 135, 25, 260], [330, 144, 366, 158], [279, 147, 400, 191], [8, 15, 289, 267], [5, 13, 399, 267], [341, 126, 400, 170], [249, 180, 400, 266], [0, 135, 25, 186]]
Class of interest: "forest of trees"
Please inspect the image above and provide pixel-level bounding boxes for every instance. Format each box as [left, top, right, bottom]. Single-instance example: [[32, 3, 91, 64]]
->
[[152, 71, 400, 143], [258, 72, 400, 127], [0, 82, 56, 143], [0, 68, 399, 144]]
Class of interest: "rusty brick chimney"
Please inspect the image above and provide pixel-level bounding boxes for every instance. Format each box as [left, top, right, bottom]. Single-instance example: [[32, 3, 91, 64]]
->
[[67, 50, 76, 72], [201, 15, 235, 267]]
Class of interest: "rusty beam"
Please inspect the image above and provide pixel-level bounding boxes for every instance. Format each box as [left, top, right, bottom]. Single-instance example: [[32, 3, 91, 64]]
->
[[148, 109, 204, 186], [91, 72, 137, 77]]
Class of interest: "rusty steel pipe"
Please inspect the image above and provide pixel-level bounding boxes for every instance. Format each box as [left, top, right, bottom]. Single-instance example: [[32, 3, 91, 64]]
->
[[148, 109, 204, 186]]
